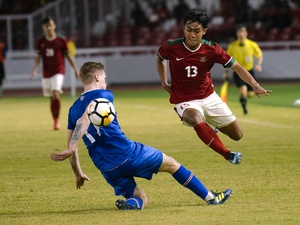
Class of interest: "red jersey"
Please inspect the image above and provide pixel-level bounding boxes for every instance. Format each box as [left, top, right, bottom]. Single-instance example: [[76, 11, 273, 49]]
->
[[157, 38, 235, 104], [0, 42, 6, 62], [35, 34, 68, 78]]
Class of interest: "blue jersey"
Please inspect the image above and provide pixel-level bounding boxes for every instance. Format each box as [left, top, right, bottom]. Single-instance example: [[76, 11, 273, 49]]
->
[[68, 89, 135, 172]]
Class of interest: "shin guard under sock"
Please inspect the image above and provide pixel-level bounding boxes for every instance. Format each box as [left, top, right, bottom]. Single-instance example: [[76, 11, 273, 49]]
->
[[172, 165, 208, 200], [194, 122, 229, 159], [126, 197, 143, 209]]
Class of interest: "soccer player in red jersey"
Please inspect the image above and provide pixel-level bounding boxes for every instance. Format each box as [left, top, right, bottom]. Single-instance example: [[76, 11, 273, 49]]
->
[[30, 16, 79, 130], [156, 9, 271, 164]]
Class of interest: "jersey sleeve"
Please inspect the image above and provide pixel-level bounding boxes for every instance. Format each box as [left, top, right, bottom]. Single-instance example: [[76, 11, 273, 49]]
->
[[214, 43, 235, 68], [157, 40, 170, 60], [252, 42, 262, 58], [100, 90, 115, 103], [67, 107, 75, 130]]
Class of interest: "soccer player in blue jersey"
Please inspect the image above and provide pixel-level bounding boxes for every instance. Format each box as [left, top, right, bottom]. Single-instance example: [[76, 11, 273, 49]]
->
[[50, 61, 233, 210]]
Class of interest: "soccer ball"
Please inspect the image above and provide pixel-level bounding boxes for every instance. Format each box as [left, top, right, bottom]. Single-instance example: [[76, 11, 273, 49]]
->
[[293, 99, 300, 106], [87, 98, 116, 126]]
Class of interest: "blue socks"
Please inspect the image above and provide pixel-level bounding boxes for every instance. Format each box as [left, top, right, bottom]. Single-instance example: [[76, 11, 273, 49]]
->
[[172, 165, 208, 200], [124, 166, 209, 208], [126, 197, 143, 209]]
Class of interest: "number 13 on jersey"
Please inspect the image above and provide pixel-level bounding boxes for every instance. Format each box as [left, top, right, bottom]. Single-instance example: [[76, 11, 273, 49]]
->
[[185, 66, 198, 77]]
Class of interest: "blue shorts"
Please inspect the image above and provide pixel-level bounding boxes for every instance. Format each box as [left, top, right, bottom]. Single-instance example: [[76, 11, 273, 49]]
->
[[101, 142, 163, 198]]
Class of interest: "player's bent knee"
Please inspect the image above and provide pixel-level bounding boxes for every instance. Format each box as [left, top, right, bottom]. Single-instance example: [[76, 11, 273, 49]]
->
[[159, 154, 180, 173], [231, 132, 243, 141], [182, 108, 204, 127]]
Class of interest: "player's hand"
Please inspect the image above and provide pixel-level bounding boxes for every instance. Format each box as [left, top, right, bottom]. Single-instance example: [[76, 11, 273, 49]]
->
[[255, 64, 262, 72], [163, 83, 171, 93], [76, 173, 90, 189], [50, 149, 74, 161], [253, 85, 272, 98], [30, 72, 36, 80]]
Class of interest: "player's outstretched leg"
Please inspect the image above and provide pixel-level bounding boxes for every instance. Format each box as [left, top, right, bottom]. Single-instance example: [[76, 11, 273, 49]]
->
[[194, 122, 229, 159], [194, 122, 242, 164], [172, 165, 233, 205]]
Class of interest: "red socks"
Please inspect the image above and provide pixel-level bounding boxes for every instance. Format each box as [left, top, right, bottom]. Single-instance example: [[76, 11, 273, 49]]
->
[[51, 98, 61, 120], [194, 122, 229, 160]]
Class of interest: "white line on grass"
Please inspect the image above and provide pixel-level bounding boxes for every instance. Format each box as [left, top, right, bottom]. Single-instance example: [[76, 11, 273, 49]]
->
[[239, 118, 300, 130], [126, 103, 300, 130]]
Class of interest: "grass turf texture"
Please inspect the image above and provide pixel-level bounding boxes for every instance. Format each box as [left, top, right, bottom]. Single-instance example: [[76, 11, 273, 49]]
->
[[0, 83, 299, 225]]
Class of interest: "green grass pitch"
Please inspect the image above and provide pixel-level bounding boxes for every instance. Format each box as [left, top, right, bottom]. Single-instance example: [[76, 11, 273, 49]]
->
[[0, 83, 299, 225]]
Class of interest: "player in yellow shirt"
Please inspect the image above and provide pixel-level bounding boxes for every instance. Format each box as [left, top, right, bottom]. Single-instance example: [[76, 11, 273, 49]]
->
[[224, 25, 263, 114]]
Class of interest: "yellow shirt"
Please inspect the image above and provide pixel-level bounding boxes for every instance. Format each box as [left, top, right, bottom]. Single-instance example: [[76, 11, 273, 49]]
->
[[227, 39, 262, 71], [67, 40, 77, 57]]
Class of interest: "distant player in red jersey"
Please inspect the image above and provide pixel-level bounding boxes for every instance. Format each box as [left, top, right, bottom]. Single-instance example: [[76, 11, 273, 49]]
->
[[30, 16, 79, 130], [156, 9, 271, 164]]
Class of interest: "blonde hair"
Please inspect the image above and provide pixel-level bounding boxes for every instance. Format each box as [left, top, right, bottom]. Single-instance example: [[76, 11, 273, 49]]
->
[[79, 62, 104, 85]]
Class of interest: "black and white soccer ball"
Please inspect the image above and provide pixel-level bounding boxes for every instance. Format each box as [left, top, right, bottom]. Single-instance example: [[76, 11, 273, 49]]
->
[[87, 98, 116, 126]]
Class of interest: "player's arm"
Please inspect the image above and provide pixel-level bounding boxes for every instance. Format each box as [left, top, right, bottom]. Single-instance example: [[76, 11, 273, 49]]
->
[[253, 42, 263, 72], [67, 128, 90, 189], [223, 67, 229, 80], [224, 45, 232, 80], [68, 113, 91, 188], [255, 53, 263, 72], [156, 54, 171, 93], [30, 54, 41, 79], [66, 53, 80, 78], [230, 61, 271, 98], [51, 111, 91, 188], [51, 111, 90, 160]]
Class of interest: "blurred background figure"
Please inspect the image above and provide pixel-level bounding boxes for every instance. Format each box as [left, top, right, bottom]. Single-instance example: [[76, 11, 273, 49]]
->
[[224, 24, 263, 115], [30, 16, 79, 130], [67, 35, 77, 58], [0, 40, 7, 98], [0, 0, 299, 98], [173, 0, 190, 24]]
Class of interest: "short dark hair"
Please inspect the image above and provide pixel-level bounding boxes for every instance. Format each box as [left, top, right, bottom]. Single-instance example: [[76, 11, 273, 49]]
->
[[42, 16, 54, 25], [183, 9, 209, 28], [236, 24, 247, 31]]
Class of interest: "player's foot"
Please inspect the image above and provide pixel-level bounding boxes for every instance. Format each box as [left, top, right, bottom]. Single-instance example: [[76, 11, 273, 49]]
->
[[243, 107, 248, 115], [115, 199, 141, 210], [54, 119, 60, 130], [228, 152, 242, 164], [207, 189, 233, 205]]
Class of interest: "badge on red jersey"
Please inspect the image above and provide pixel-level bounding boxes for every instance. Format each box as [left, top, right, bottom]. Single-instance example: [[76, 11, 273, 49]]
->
[[199, 55, 207, 62]]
